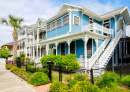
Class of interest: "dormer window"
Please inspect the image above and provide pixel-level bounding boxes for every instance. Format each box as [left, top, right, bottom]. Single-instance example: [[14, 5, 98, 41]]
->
[[119, 19, 124, 31], [47, 24, 50, 31], [74, 15, 80, 26], [63, 14, 69, 25], [57, 18, 62, 28], [89, 18, 93, 24], [103, 19, 110, 28], [51, 21, 55, 30]]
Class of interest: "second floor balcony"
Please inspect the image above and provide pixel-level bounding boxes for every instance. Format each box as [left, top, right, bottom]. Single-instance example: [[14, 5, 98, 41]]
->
[[82, 23, 114, 37]]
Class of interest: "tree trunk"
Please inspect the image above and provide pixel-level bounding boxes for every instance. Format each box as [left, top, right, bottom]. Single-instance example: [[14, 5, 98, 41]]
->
[[13, 30, 18, 60]]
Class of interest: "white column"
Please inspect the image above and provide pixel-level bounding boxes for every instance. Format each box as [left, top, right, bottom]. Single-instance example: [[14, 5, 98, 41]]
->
[[33, 30, 34, 44], [83, 36, 89, 69], [40, 45, 41, 58], [95, 39, 98, 50], [46, 44, 49, 55], [68, 9, 72, 33], [55, 42, 58, 55], [37, 45, 38, 59], [37, 29, 39, 43], [67, 39, 72, 54], [29, 47, 31, 58], [114, 15, 117, 36], [33, 46, 35, 60]]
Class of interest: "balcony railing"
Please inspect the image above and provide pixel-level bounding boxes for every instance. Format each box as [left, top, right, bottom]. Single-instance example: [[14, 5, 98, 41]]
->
[[82, 23, 114, 37]]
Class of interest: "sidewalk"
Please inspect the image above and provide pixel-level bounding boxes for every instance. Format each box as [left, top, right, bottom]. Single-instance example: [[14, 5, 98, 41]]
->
[[0, 63, 37, 92]]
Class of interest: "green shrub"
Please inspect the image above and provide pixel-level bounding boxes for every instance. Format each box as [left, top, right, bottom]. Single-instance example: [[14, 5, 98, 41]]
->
[[10, 66, 20, 73], [6, 64, 13, 70], [0, 46, 11, 58], [70, 81, 101, 92], [26, 65, 49, 75], [26, 65, 35, 72], [50, 82, 69, 92], [97, 72, 119, 88], [68, 74, 89, 87], [121, 75, 130, 87], [40, 54, 80, 72], [28, 72, 50, 86]]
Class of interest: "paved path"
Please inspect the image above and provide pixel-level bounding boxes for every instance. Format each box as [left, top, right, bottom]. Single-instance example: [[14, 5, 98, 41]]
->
[[0, 63, 37, 92]]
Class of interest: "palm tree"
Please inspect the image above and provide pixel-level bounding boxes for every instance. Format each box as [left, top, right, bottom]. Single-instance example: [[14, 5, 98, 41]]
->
[[1, 15, 24, 60]]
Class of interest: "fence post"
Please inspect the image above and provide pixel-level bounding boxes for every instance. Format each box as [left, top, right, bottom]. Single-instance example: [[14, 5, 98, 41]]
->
[[90, 68, 94, 84], [49, 64, 52, 82], [59, 65, 62, 82]]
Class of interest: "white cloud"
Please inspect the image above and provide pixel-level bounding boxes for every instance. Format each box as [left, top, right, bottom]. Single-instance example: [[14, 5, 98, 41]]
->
[[0, 0, 129, 46]]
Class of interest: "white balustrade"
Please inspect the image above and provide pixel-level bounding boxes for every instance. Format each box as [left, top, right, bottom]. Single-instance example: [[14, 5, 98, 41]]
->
[[82, 23, 114, 37], [99, 30, 122, 68], [88, 38, 110, 69]]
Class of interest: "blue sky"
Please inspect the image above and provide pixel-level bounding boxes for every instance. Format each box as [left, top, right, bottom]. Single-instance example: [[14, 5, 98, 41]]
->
[[0, 0, 130, 46]]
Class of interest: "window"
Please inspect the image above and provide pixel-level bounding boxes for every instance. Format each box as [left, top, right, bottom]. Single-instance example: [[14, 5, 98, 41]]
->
[[103, 19, 110, 28], [74, 15, 80, 26], [51, 21, 55, 30], [57, 18, 62, 28], [47, 24, 50, 31], [63, 14, 69, 25], [89, 18, 93, 24]]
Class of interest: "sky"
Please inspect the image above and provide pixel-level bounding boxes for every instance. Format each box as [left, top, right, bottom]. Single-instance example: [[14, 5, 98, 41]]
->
[[0, 0, 130, 46]]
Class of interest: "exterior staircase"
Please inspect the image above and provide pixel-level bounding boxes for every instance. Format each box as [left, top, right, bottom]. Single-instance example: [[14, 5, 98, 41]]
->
[[89, 30, 123, 77]]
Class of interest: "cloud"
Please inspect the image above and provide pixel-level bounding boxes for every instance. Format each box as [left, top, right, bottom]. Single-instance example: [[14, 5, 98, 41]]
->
[[0, 0, 130, 46]]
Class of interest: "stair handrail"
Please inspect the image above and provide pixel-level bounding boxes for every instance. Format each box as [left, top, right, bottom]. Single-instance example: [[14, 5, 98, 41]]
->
[[99, 30, 123, 68], [88, 38, 110, 69]]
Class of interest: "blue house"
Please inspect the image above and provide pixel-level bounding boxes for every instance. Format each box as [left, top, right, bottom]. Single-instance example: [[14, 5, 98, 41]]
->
[[18, 3, 130, 76]]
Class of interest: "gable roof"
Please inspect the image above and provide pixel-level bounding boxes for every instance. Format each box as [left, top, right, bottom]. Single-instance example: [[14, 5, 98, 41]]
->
[[45, 3, 130, 25]]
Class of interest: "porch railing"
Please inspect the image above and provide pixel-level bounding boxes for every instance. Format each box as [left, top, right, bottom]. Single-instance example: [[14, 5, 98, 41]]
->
[[82, 23, 114, 37]]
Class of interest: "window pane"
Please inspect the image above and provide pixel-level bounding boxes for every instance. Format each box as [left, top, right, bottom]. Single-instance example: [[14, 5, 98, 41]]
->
[[57, 18, 61, 28], [51, 21, 55, 30], [74, 15, 79, 26], [63, 15, 69, 25], [47, 24, 50, 31]]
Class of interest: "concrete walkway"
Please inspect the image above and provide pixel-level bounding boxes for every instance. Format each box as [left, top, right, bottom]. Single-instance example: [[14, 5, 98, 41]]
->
[[0, 63, 37, 92]]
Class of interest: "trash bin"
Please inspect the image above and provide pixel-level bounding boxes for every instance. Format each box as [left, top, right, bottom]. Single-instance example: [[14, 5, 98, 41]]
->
[[16, 57, 22, 68]]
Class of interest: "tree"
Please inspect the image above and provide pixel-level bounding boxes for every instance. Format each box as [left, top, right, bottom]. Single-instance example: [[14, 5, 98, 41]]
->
[[0, 46, 11, 58], [1, 15, 24, 59]]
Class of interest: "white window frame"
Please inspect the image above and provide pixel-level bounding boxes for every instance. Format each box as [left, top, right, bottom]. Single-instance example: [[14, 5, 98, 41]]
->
[[57, 18, 62, 28], [73, 14, 80, 26], [47, 24, 50, 32], [63, 14, 69, 25], [51, 21, 56, 30]]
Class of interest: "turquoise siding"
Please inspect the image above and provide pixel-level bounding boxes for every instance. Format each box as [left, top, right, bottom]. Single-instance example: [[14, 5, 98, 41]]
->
[[83, 14, 89, 26], [57, 43, 61, 55], [98, 39, 104, 47], [71, 11, 82, 34], [65, 43, 68, 55], [93, 39, 96, 54], [94, 19, 102, 25], [76, 39, 84, 58], [110, 17, 115, 37], [47, 13, 69, 39]]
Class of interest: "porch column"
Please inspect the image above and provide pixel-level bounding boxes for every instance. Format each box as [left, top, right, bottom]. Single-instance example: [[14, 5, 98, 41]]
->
[[112, 53, 114, 72], [33, 46, 35, 60], [25, 40, 27, 57], [82, 36, 89, 69], [33, 30, 34, 44], [94, 39, 98, 50], [40, 45, 41, 58], [37, 45, 39, 59], [114, 16, 117, 36], [29, 47, 31, 58], [46, 44, 49, 55], [37, 29, 39, 43], [55, 42, 58, 55], [67, 39, 72, 54]]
